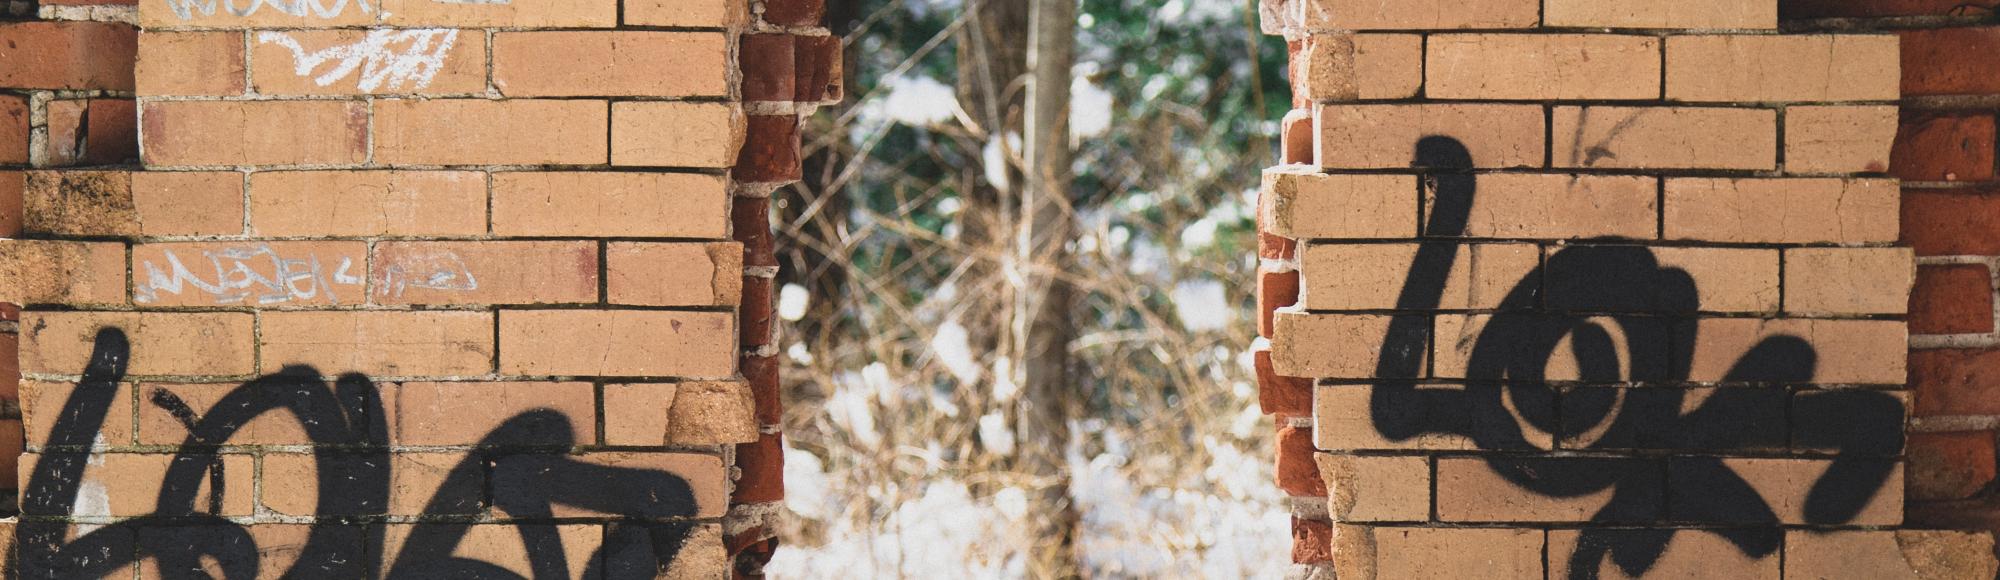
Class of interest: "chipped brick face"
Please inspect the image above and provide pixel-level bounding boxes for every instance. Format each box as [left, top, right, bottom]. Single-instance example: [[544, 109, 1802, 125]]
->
[[0, 0, 835, 576], [1261, 0, 1999, 576]]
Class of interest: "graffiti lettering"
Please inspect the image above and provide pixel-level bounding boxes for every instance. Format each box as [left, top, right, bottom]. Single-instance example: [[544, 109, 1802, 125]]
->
[[258, 29, 460, 92], [136, 244, 362, 306], [373, 248, 478, 299]]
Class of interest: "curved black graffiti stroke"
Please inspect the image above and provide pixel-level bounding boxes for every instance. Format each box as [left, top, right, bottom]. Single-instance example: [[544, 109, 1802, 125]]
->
[[1363, 136, 1904, 579], [11, 328, 703, 579]]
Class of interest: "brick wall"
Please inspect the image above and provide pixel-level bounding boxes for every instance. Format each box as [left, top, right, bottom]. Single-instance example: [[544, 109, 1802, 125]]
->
[[1260, 0, 2000, 577], [0, 0, 834, 576], [1782, 0, 2000, 568]]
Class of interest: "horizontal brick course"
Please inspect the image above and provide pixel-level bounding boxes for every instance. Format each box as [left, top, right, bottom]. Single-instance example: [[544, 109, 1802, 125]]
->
[[142, 100, 369, 167], [1554, 107, 1777, 170], [1317, 104, 1544, 169], [1427, 34, 1661, 101], [493, 32, 729, 98], [1665, 35, 1899, 102], [497, 310, 736, 378], [1664, 178, 1899, 244], [374, 99, 608, 166]]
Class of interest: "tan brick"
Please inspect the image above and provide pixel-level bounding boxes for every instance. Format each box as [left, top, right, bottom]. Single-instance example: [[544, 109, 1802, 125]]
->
[[1784, 530, 1999, 580], [139, 525, 364, 579], [1544, 0, 1776, 29], [604, 381, 758, 446], [131, 241, 369, 307], [624, 0, 746, 27], [1545, 246, 1781, 313], [17, 453, 251, 516], [131, 171, 243, 236], [23, 170, 136, 236], [0, 240, 125, 305], [264, 452, 479, 516], [250, 29, 487, 95], [378, 524, 601, 578], [1332, 525, 1544, 580], [372, 241, 597, 306], [492, 172, 730, 238], [135, 31, 244, 96], [1671, 458, 1901, 525], [1301, 243, 1537, 310], [1303, 0, 1537, 30], [141, 0, 615, 28], [141, 100, 368, 167], [1315, 385, 1488, 451], [1271, 313, 1414, 379], [374, 99, 607, 166], [1664, 178, 1899, 244], [259, 311, 494, 377], [1786, 247, 1914, 315], [1666, 35, 1899, 103], [1317, 104, 1544, 169], [1685, 318, 1906, 384], [1437, 457, 1662, 522], [1259, 167, 1415, 240], [249, 170, 485, 237], [488, 452, 727, 518], [1294, 34, 1424, 101], [1786, 106, 1898, 174], [385, 381, 593, 446], [606, 242, 742, 307], [494, 31, 728, 97], [1427, 34, 1661, 100], [20, 312, 255, 376], [1549, 529, 1778, 579], [135, 382, 321, 446], [498, 310, 735, 378], [610, 102, 744, 168], [1553, 106, 1776, 170], [1433, 174, 1657, 239], [1316, 454, 1429, 522], [1435, 314, 1670, 380], [23, 380, 132, 448]]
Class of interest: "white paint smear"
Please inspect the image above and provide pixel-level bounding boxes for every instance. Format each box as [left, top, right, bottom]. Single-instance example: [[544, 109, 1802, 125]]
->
[[257, 29, 458, 92]]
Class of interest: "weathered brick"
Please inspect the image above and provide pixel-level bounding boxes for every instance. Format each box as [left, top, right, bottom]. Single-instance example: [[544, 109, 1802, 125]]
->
[[28, 170, 241, 237], [1431, 174, 1657, 239], [1271, 313, 1417, 379], [492, 172, 729, 238], [263, 452, 477, 516], [762, 0, 825, 26], [372, 241, 596, 306], [1784, 530, 1999, 580], [22, 380, 132, 448], [18, 453, 251, 516], [1293, 518, 1333, 564], [1912, 264, 1993, 334], [249, 171, 485, 237], [606, 242, 742, 307], [1302, 243, 1536, 311], [1435, 315, 1672, 381], [1554, 107, 1777, 170], [1428, 34, 1660, 100], [131, 241, 367, 307], [142, 100, 368, 167], [1317, 104, 1544, 169], [1314, 384, 1553, 451], [1302, 0, 1537, 30], [1784, 0, 1984, 18], [1785, 247, 1915, 315], [733, 432, 784, 503], [498, 310, 735, 378], [1438, 457, 1663, 522], [140, 525, 363, 579], [1666, 35, 1899, 102], [1254, 344, 1311, 417], [1296, 34, 1424, 101], [1908, 431, 1997, 501], [135, 382, 348, 446], [1903, 188, 2000, 256], [733, 195, 776, 268], [378, 524, 602, 578], [744, 353, 780, 426], [375, 99, 607, 166], [735, 114, 804, 183], [0, 22, 136, 90], [603, 381, 757, 446], [20, 312, 254, 376], [1790, 390, 1908, 455], [1892, 114, 1995, 182], [135, 31, 243, 96], [491, 452, 727, 517], [260, 311, 494, 377], [1912, 348, 2000, 416], [40, 100, 88, 167], [1544, 0, 1776, 28], [1562, 387, 1787, 451], [494, 32, 728, 97], [1684, 318, 1906, 384], [740, 35, 797, 102], [1548, 529, 1778, 579], [1899, 27, 2000, 97], [1259, 167, 1415, 240], [1548, 246, 1781, 313], [0, 97, 26, 164], [130, 171, 242, 237], [1331, 525, 1543, 580], [385, 381, 593, 446], [142, 0, 615, 28], [1258, 265, 1299, 336], [1316, 454, 1429, 522], [1280, 110, 1313, 165], [250, 29, 486, 95], [624, 0, 746, 27], [1787, 106, 1898, 175], [1664, 178, 1899, 244], [1669, 457, 1902, 525], [78, 99, 137, 166], [739, 276, 774, 348], [1276, 425, 1323, 496], [796, 35, 844, 104], [0, 240, 126, 306], [610, 102, 743, 168]]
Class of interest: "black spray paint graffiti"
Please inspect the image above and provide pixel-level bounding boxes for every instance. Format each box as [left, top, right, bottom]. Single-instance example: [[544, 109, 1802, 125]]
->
[[1368, 137, 1904, 579], [13, 328, 702, 579]]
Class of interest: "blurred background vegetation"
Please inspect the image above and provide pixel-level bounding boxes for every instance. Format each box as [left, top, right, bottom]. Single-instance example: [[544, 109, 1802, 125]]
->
[[761, 0, 1293, 576]]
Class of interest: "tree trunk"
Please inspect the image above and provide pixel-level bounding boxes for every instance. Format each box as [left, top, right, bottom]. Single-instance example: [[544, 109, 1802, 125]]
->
[[1019, 0, 1079, 576], [955, 0, 1030, 456]]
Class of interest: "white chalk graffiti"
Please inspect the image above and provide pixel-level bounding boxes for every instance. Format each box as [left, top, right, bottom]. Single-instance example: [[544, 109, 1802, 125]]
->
[[257, 29, 459, 92], [374, 250, 478, 299], [164, 0, 373, 21], [137, 245, 363, 306]]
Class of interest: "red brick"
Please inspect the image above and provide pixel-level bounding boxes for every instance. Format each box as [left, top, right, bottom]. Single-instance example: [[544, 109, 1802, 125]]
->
[[734, 195, 777, 268], [1293, 519, 1333, 564], [83, 99, 137, 166], [0, 96, 26, 164], [1277, 425, 1324, 496], [1909, 431, 1997, 501], [372, 241, 598, 306], [1260, 232, 1296, 261], [1255, 344, 1311, 417], [0, 22, 137, 90], [741, 35, 797, 102], [1258, 266, 1298, 338], [796, 35, 843, 103], [1893, 114, 1996, 182], [1784, 0, 1990, 18], [762, 0, 825, 26], [744, 353, 780, 426], [740, 275, 774, 348], [142, 100, 369, 167], [1901, 27, 2000, 97], [1904, 188, 2000, 256], [135, 31, 244, 96], [1281, 110, 1313, 165], [736, 115, 803, 183], [0, 333, 16, 401], [1912, 264, 1994, 334], [0, 171, 17, 237], [0, 240, 125, 305], [40, 100, 86, 167], [1913, 348, 2000, 416], [733, 432, 784, 503]]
